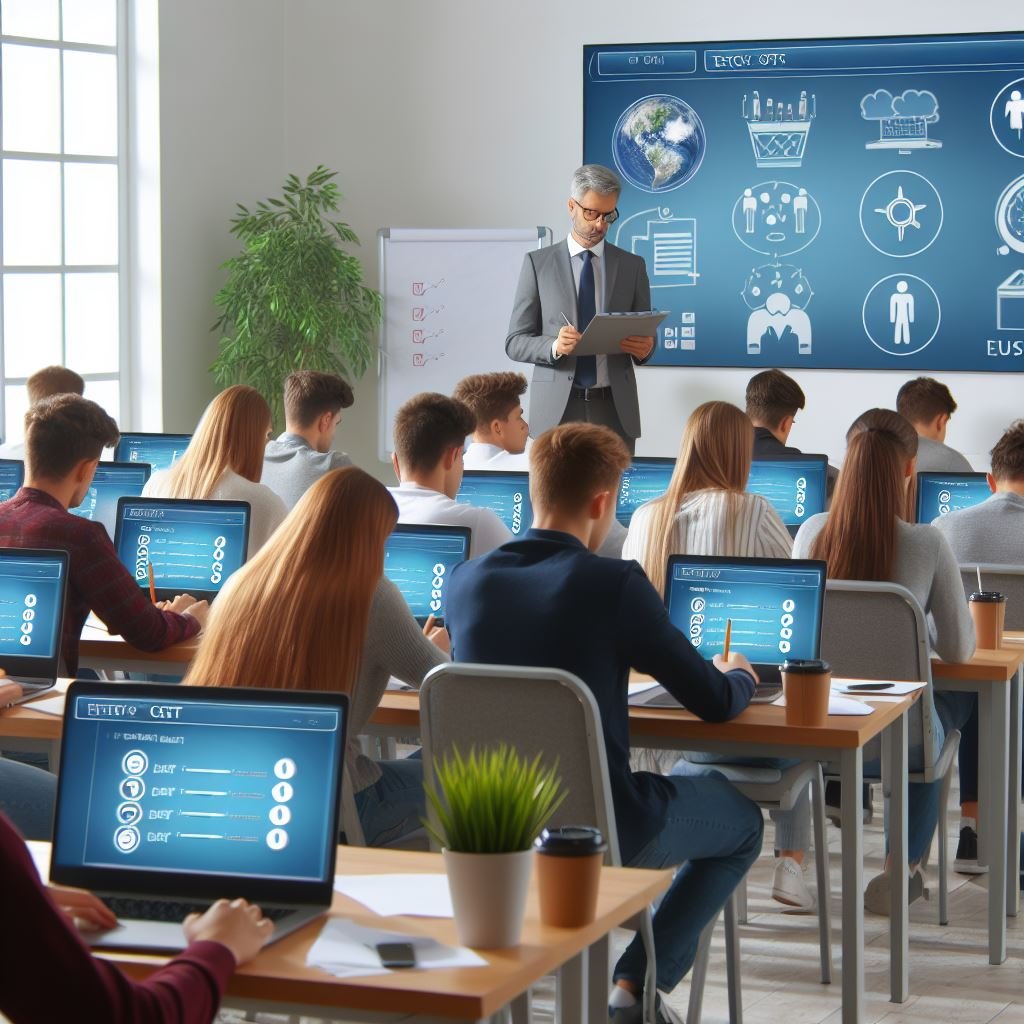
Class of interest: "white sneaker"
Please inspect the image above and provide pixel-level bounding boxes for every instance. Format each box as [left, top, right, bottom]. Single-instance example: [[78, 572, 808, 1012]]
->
[[772, 856, 816, 912]]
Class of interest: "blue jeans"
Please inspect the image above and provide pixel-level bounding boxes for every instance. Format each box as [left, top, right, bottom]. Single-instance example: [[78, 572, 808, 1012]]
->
[[614, 775, 764, 993], [0, 757, 56, 840], [353, 758, 425, 847]]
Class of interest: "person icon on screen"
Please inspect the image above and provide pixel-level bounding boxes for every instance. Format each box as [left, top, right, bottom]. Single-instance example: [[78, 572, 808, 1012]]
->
[[890, 281, 914, 346], [794, 189, 808, 234], [1006, 90, 1024, 139], [743, 189, 757, 233]]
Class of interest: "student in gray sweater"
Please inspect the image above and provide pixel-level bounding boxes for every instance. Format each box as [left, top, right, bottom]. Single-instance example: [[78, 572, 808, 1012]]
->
[[896, 376, 973, 472], [793, 408, 975, 915]]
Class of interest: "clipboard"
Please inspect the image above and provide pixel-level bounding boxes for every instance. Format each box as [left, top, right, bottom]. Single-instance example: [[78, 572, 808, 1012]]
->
[[574, 311, 669, 356]]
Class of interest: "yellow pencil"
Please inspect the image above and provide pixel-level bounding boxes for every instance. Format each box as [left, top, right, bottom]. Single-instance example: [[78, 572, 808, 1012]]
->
[[147, 562, 157, 604], [723, 618, 732, 660]]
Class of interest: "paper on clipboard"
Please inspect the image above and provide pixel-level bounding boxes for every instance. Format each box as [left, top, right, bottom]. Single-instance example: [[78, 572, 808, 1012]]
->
[[574, 311, 668, 356]]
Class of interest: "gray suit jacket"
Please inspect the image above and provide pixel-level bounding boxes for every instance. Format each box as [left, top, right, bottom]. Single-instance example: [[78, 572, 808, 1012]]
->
[[505, 240, 652, 438]]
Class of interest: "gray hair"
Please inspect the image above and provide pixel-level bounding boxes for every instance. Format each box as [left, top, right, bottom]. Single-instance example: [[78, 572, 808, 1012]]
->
[[570, 164, 621, 200]]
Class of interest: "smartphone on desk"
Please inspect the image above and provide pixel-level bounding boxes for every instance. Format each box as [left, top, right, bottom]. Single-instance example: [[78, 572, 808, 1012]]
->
[[377, 941, 416, 969]]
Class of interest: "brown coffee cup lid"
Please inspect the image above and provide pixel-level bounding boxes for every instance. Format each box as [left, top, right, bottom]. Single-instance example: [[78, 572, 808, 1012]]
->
[[782, 658, 831, 675], [969, 591, 1006, 603]]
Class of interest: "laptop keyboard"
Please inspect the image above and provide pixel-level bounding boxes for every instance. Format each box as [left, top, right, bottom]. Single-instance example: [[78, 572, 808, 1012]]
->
[[103, 896, 292, 924]]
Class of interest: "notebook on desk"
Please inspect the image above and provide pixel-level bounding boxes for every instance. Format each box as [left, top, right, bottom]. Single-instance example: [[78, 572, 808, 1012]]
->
[[113, 432, 192, 472], [747, 454, 829, 538], [0, 458, 24, 502], [50, 679, 348, 952], [69, 461, 152, 538], [384, 523, 471, 626], [915, 472, 990, 524], [456, 470, 533, 537], [616, 457, 675, 527]]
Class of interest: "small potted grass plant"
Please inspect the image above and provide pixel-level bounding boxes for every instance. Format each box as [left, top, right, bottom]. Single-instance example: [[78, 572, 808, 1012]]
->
[[425, 744, 566, 948]]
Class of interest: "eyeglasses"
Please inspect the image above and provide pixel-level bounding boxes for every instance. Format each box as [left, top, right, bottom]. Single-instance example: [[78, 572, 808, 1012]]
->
[[571, 199, 619, 224]]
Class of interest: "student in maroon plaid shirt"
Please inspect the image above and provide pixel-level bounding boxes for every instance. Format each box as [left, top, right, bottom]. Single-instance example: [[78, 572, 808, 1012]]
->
[[0, 395, 208, 674]]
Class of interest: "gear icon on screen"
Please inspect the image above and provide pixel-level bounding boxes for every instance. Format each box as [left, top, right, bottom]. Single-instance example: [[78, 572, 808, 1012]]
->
[[874, 186, 927, 242]]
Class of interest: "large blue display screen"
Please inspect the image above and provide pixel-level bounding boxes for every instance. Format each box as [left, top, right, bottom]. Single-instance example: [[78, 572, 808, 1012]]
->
[[55, 693, 341, 882], [0, 553, 64, 661], [583, 32, 1024, 372], [617, 457, 675, 525], [457, 471, 533, 537], [916, 472, 991, 524], [747, 456, 827, 531], [666, 556, 825, 669], [114, 434, 191, 471], [0, 459, 24, 502], [71, 463, 151, 538], [384, 525, 470, 622]]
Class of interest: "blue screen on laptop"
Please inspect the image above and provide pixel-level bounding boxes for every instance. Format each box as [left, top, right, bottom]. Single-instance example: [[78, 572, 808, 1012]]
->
[[70, 463, 152, 537], [55, 692, 342, 883], [0, 553, 64, 661], [617, 458, 675, 526], [0, 459, 24, 502], [747, 456, 828, 530], [384, 527, 470, 621], [114, 434, 191, 472], [666, 557, 825, 666], [456, 472, 533, 537], [916, 472, 990, 524]]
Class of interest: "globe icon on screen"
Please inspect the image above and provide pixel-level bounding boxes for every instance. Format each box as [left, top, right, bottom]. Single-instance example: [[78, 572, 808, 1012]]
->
[[612, 95, 706, 193]]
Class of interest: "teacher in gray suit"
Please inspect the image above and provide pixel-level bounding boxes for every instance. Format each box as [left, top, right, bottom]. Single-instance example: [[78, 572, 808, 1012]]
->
[[505, 165, 654, 454]]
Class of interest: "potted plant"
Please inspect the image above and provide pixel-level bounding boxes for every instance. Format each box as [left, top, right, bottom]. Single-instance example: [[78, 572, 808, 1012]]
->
[[425, 743, 566, 948], [211, 166, 381, 426]]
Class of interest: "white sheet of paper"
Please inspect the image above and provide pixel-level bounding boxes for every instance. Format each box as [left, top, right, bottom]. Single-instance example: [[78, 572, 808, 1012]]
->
[[335, 874, 454, 918], [831, 678, 926, 696], [385, 677, 414, 691], [23, 694, 66, 716], [772, 694, 874, 716], [627, 681, 662, 705]]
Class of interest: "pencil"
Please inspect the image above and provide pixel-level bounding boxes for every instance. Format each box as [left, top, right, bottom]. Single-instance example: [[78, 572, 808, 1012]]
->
[[723, 619, 732, 660], [147, 562, 157, 604]]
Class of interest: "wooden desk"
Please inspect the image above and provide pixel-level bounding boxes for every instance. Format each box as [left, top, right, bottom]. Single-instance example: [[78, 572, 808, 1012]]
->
[[78, 624, 198, 675]]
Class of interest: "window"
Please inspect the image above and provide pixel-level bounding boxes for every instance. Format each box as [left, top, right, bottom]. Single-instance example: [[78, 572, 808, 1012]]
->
[[0, 0, 123, 443]]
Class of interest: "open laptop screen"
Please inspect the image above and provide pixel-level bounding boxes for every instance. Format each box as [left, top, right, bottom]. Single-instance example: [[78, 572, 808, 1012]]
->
[[52, 682, 347, 900], [114, 433, 192, 472], [916, 472, 990, 524], [665, 555, 827, 680], [457, 471, 533, 537], [384, 524, 471, 624], [113, 498, 251, 604], [70, 462, 152, 538], [0, 549, 67, 675], [747, 455, 828, 536], [0, 458, 24, 502], [616, 457, 675, 526]]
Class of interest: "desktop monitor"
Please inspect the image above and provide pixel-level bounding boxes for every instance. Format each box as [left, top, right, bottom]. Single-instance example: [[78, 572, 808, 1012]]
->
[[915, 472, 991, 525], [616, 457, 675, 526], [456, 471, 533, 537], [113, 433, 192, 472], [747, 454, 829, 537], [383, 523, 471, 624], [113, 497, 251, 604], [0, 548, 68, 683], [0, 459, 24, 502], [70, 462, 152, 538]]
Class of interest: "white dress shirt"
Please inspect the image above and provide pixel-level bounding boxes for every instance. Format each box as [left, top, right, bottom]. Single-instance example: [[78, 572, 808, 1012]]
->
[[388, 481, 512, 558], [462, 442, 530, 472], [552, 236, 610, 388]]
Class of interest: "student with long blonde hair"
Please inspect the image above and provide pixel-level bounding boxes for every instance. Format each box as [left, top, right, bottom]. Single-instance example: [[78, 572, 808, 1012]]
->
[[794, 408, 975, 914], [183, 467, 447, 846], [143, 385, 287, 555]]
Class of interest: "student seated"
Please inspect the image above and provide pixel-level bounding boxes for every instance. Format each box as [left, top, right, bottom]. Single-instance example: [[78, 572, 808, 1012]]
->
[[452, 371, 530, 470], [262, 370, 354, 509], [389, 393, 511, 558], [445, 423, 763, 1024], [183, 468, 448, 847], [144, 385, 287, 556], [794, 408, 976, 913], [0, 811, 271, 1023], [896, 376, 973, 472], [0, 395, 206, 677], [0, 364, 85, 461]]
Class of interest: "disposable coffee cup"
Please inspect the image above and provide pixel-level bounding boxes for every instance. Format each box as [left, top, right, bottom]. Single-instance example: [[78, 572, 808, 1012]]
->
[[534, 826, 607, 928], [781, 658, 832, 727], [969, 591, 1006, 650]]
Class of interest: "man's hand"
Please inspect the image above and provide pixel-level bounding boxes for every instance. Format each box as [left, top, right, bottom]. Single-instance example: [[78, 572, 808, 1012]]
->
[[554, 325, 581, 357], [422, 614, 451, 654], [183, 898, 273, 966], [178, 597, 210, 630], [713, 651, 759, 683], [620, 335, 655, 360], [47, 885, 118, 932]]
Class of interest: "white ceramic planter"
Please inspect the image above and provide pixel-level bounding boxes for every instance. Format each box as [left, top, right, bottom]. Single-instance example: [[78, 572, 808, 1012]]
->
[[443, 848, 534, 949]]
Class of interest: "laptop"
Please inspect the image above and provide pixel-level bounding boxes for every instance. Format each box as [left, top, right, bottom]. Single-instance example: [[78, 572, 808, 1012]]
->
[[616, 457, 675, 527], [457, 470, 533, 537], [112, 497, 252, 604], [50, 679, 348, 952], [747, 454, 829, 538], [0, 548, 68, 705], [113, 432, 192, 472], [70, 461, 152, 538], [915, 472, 991, 524], [384, 523, 471, 625], [0, 458, 24, 502], [659, 554, 828, 704]]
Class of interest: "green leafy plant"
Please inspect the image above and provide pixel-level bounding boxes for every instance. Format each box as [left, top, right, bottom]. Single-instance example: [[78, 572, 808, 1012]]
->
[[211, 166, 381, 425], [424, 744, 567, 854]]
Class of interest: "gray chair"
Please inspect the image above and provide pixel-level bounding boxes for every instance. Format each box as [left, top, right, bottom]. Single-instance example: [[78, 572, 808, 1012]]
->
[[420, 662, 742, 1024], [820, 580, 962, 924], [959, 564, 1024, 630]]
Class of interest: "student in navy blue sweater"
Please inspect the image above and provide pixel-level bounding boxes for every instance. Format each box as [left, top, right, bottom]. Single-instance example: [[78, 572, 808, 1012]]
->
[[445, 423, 763, 1024]]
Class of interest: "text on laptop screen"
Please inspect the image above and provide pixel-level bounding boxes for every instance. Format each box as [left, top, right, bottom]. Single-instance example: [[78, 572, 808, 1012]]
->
[[55, 693, 342, 883], [0, 554, 64, 661], [114, 434, 191, 472], [70, 463, 152, 536], [666, 559, 825, 665], [0, 459, 24, 502], [617, 458, 675, 526], [384, 527, 470, 620], [115, 501, 248, 598], [747, 457, 828, 529], [456, 472, 533, 536], [916, 473, 991, 524]]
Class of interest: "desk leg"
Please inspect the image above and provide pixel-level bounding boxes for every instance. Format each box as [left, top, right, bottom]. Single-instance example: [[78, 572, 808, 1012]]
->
[[887, 713, 909, 1003], [587, 934, 609, 1024], [981, 682, 1009, 965], [840, 748, 864, 1024], [1008, 667, 1021, 919], [557, 952, 586, 1024]]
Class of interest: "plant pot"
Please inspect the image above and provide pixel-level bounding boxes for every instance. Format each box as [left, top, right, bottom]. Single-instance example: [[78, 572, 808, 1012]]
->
[[443, 848, 534, 949]]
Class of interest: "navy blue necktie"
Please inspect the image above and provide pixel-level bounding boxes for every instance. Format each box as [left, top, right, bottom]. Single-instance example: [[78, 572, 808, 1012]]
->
[[575, 250, 597, 389]]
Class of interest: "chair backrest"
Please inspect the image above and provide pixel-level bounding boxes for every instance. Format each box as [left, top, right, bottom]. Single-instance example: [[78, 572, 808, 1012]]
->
[[959, 564, 1024, 631], [419, 662, 622, 865]]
